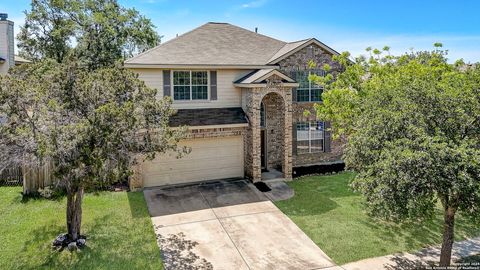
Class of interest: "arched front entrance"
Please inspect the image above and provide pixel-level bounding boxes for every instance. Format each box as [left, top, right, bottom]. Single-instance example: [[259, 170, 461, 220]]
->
[[243, 86, 293, 182]]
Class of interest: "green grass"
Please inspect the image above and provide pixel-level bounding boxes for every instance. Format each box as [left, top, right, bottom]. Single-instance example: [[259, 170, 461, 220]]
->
[[275, 172, 480, 265], [0, 187, 163, 270]]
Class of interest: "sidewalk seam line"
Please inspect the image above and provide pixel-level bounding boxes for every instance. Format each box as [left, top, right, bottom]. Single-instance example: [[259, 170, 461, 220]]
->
[[199, 189, 252, 270], [151, 216, 218, 228]]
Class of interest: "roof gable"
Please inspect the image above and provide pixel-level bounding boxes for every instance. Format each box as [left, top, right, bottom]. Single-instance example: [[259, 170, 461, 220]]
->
[[267, 38, 341, 64], [235, 69, 295, 84]]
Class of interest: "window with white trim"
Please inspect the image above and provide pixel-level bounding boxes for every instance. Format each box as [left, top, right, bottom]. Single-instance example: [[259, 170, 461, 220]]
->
[[292, 69, 324, 102], [296, 121, 325, 154], [173, 71, 208, 100]]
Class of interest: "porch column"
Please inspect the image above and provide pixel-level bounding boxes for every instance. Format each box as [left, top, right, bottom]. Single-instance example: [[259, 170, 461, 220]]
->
[[244, 89, 262, 182], [283, 88, 293, 180]]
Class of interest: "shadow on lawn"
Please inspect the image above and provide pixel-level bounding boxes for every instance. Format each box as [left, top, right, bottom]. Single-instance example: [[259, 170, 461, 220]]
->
[[357, 217, 442, 251], [358, 210, 479, 253], [19, 213, 154, 270], [126, 190, 152, 219], [384, 255, 434, 270]]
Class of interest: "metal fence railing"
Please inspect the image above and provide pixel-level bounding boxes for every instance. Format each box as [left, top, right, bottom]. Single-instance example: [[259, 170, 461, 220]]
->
[[0, 167, 23, 186]]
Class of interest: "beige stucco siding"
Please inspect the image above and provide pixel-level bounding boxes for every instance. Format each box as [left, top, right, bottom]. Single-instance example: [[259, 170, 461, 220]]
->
[[131, 68, 252, 109], [141, 136, 244, 187]]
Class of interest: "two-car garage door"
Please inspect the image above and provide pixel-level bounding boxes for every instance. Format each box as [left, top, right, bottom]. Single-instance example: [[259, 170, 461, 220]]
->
[[141, 136, 244, 187]]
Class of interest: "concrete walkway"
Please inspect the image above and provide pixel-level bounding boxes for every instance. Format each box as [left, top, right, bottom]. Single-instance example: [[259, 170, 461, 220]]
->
[[144, 179, 338, 270], [342, 237, 480, 270]]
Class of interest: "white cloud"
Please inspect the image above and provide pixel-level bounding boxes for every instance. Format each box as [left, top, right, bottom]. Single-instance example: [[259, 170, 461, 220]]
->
[[239, 0, 267, 9]]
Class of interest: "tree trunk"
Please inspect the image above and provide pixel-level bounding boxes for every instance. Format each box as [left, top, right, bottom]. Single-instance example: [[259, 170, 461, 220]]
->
[[439, 206, 456, 266], [66, 187, 84, 241]]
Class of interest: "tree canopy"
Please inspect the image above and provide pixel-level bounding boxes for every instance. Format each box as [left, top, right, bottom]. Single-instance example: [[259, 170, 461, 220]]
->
[[314, 47, 480, 266], [0, 60, 186, 243], [18, 0, 160, 69]]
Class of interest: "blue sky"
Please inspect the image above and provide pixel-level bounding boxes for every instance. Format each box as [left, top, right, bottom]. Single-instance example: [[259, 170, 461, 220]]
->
[[1, 0, 480, 62]]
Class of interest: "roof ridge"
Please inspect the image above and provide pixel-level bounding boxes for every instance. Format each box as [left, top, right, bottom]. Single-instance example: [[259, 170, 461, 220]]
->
[[224, 23, 286, 44]]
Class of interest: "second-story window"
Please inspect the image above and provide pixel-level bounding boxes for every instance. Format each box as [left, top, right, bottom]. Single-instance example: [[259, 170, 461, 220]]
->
[[292, 69, 324, 102], [173, 71, 209, 100]]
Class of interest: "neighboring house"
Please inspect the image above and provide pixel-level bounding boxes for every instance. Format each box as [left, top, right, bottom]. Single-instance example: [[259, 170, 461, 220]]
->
[[125, 22, 344, 188], [0, 13, 14, 75], [0, 13, 30, 75]]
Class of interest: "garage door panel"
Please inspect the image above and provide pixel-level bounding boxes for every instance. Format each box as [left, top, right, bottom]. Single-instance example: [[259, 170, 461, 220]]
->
[[145, 168, 244, 186], [150, 148, 242, 165], [142, 136, 244, 187], [148, 156, 242, 172]]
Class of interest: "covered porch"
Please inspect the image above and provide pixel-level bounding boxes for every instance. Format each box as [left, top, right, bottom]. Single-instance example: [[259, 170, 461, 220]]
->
[[235, 69, 298, 182]]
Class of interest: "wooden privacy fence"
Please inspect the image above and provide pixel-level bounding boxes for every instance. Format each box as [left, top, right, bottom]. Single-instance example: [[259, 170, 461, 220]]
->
[[0, 167, 23, 186], [22, 162, 56, 195]]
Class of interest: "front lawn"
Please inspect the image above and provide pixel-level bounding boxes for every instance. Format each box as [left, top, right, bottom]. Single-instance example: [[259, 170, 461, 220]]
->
[[275, 172, 480, 265], [0, 187, 162, 269]]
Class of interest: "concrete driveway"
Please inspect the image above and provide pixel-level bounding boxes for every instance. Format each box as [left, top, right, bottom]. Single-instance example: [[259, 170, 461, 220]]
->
[[144, 179, 338, 270]]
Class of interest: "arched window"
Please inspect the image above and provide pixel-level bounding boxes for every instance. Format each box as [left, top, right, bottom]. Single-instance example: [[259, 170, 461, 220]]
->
[[260, 102, 265, 128]]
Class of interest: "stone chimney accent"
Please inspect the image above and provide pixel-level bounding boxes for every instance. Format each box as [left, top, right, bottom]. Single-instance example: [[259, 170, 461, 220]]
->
[[0, 13, 14, 74]]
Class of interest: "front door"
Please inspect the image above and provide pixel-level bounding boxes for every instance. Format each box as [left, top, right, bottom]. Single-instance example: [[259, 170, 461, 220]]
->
[[261, 129, 267, 170]]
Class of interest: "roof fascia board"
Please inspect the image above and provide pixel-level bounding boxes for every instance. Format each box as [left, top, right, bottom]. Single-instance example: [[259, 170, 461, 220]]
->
[[124, 64, 279, 69], [255, 70, 295, 83], [233, 82, 299, 88]]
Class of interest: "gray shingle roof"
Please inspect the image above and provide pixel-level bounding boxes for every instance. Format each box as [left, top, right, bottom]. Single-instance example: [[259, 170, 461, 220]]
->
[[126, 22, 287, 66], [169, 107, 248, 127]]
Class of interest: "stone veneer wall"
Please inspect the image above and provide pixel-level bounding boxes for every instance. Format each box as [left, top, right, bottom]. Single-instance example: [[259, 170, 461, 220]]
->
[[277, 43, 343, 74], [278, 43, 345, 167], [262, 92, 285, 170], [243, 85, 293, 181], [292, 103, 344, 166]]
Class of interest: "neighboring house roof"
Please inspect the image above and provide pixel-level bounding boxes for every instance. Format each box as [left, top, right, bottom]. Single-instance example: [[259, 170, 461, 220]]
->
[[0, 57, 5, 63], [234, 69, 295, 84], [14, 55, 31, 65], [125, 22, 340, 67], [169, 107, 248, 127]]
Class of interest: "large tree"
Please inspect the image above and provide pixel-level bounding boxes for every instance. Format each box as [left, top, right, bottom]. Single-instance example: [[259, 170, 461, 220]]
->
[[18, 0, 160, 69], [0, 60, 186, 245], [314, 47, 480, 266]]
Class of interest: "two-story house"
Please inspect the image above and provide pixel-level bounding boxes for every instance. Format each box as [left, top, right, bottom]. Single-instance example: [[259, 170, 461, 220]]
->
[[126, 22, 344, 188]]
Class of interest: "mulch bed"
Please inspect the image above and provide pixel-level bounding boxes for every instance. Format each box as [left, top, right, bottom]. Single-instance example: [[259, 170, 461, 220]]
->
[[293, 162, 345, 178]]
